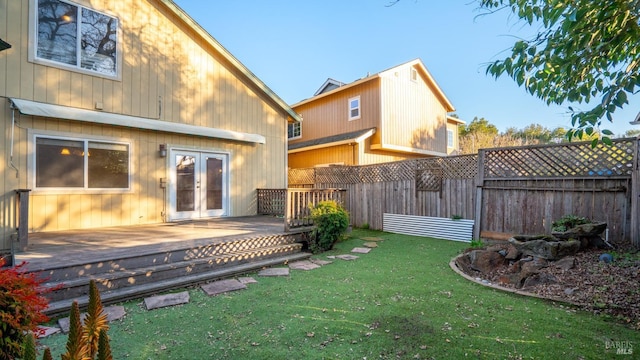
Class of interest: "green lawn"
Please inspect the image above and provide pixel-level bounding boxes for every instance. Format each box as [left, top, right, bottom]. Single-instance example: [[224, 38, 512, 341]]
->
[[39, 230, 637, 359]]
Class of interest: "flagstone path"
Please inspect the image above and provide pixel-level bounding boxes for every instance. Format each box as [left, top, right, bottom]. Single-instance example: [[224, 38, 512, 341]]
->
[[40, 236, 382, 337]]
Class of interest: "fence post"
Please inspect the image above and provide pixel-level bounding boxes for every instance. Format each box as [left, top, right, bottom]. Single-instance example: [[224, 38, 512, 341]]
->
[[15, 189, 31, 252], [473, 150, 485, 241], [285, 189, 291, 232], [631, 139, 640, 247]]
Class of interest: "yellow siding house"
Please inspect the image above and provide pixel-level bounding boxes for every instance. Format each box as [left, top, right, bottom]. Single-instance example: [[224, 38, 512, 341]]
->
[[288, 59, 462, 169], [0, 0, 300, 253]]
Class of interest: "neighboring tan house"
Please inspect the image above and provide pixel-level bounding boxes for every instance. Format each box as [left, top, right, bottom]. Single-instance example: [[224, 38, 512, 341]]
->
[[0, 0, 300, 251], [288, 59, 463, 168]]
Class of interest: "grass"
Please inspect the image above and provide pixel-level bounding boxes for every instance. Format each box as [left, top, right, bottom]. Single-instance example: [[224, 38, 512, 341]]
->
[[39, 229, 637, 359]]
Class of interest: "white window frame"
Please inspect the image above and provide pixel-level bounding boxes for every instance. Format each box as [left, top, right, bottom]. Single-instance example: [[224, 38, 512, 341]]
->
[[348, 96, 361, 121], [29, 130, 133, 193], [447, 129, 455, 148], [288, 121, 301, 139], [29, 0, 122, 80]]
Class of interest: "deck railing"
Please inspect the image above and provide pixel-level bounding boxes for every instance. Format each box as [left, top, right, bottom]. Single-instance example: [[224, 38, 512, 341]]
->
[[257, 188, 347, 231]]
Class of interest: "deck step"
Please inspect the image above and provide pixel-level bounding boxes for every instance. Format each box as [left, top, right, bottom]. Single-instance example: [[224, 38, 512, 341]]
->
[[45, 252, 311, 316], [43, 243, 303, 302], [33, 233, 302, 283], [29, 231, 313, 317]]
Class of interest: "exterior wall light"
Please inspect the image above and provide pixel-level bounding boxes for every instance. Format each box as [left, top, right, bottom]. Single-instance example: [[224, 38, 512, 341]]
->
[[159, 144, 167, 157]]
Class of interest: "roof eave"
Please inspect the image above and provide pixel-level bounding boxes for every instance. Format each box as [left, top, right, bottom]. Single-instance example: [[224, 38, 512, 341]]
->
[[292, 74, 379, 108]]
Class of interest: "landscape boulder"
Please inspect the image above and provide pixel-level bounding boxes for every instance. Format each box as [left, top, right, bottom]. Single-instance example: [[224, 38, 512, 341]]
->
[[508, 235, 580, 260], [466, 249, 506, 274]]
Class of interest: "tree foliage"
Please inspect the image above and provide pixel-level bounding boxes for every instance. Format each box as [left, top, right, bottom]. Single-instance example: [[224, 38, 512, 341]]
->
[[479, 0, 640, 145], [458, 117, 586, 153]]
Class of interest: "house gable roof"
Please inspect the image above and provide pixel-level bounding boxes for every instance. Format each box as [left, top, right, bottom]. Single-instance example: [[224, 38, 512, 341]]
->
[[314, 78, 347, 96], [160, 0, 301, 122], [293, 59, 455, 112]]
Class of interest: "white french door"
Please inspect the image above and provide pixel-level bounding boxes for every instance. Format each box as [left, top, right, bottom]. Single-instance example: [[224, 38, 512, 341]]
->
[[169, 150, 228, 221]]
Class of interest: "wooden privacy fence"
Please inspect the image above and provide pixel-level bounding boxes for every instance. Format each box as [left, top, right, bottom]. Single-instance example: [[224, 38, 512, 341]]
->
[[476, 138, 636, 245], [289, 156, 478, 230], [257, 188, 347, 231], [287, 138, 640, 247]]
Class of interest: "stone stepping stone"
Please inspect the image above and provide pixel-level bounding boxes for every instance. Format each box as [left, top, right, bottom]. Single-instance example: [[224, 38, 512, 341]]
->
[[238, 276, 258, 284], [201, 279, 247, 296], [258, 267, 290, 277], [334, 254, 359, 261], [37, 326, 61, 338], [352, 247, 371, 254], [363, 242, 378, 248], [361, 236, 384, 242], [58, 305, 126, 333], [289, 260, 321, 271], [310, 259, 332, 266], [144, 291, 189, 310]]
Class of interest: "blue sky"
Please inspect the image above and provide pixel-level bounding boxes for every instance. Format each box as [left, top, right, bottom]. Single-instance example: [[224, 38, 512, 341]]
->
[[173, 0, 638, 136]]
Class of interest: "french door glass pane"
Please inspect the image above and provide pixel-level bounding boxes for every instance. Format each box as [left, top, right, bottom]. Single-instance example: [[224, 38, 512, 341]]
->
[[176, 155, 195, 212], [206, 157, 223, 210]]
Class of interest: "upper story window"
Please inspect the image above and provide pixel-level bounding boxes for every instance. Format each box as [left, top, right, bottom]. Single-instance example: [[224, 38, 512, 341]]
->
[[288, 121, 301, 139], [447, 129, 455, 148], [34, 134, 130, 191], [33, 0, 119, 78], [348, 96, 361, 121]]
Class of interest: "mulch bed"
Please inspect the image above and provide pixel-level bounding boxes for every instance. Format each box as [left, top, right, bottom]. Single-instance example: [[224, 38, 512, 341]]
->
[[458, 244, 640, 329]]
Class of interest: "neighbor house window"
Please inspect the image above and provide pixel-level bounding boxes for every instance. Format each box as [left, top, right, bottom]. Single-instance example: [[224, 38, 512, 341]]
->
[[348, 96, 360, 121], [288, 121, 301, 139], [35, 136, 130, 189], [447, 129, 455, 148], [34, 0, 119, 77]]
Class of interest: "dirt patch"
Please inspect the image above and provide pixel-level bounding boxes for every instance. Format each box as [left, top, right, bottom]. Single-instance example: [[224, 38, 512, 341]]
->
[[456, 244, 640, 329]]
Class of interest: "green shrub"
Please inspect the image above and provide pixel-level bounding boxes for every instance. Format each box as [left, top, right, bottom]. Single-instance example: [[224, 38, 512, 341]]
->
[[0, 258, 52, 360], [309, 200, 349, 253], [552, 214, 591, 232], [469, 239, 485, 248]]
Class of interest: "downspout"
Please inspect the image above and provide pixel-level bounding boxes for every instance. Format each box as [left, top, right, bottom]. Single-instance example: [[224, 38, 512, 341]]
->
[[8, 100, 19, 178]]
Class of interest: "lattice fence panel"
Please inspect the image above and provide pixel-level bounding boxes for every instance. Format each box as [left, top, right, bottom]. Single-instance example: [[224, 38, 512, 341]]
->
[[357, 160, 416, 183], [415, 159, 442, 191], [315, 166, 360, 184], [440, 155, 478, 179], [484, 139, 635, 179], [289, 168, 316, 185]]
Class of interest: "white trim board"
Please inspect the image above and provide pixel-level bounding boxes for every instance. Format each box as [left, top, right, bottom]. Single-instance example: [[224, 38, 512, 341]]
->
[[10, 98, 265, 144], [383, 213, 474, 242]]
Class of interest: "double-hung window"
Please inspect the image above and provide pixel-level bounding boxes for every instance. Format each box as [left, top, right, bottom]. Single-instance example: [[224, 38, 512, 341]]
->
[[288, 121, 301, 139], [35, 135, 130, 190], [33, 0, 119, 77], [348, 96, 361, 121], [447, 129, 455, 148]]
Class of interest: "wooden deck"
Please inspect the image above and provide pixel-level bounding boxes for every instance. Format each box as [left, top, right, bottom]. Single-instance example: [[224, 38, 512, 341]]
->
[[15, 215, 287, 271], [12, 215, 312, 315]]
